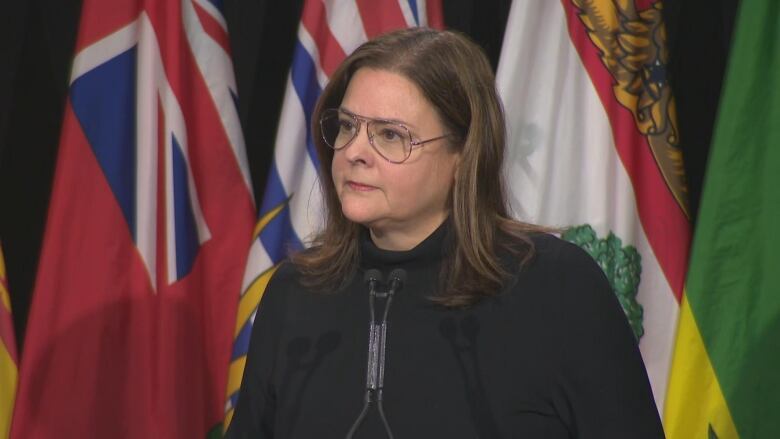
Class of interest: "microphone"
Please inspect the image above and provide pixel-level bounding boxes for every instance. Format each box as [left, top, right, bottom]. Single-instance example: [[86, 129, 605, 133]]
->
[[387, 269, 406, 295], [345, 268, 406, 439], [375, 269, 405, 439], [363, 269, 383, 291], [377, 269, 405, 391]]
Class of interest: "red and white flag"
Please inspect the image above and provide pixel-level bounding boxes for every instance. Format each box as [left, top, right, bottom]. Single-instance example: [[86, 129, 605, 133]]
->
[[11, 0, 254, 437], [497, 0, 690, 416]]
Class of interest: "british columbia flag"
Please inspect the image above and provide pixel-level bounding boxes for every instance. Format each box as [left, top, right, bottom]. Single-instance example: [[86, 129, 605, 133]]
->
[[12, 0, 254, 437], [223, 0, 443, 430]]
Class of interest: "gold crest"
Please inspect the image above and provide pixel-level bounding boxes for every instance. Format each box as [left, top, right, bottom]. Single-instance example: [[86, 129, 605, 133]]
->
[[572, 0, 689, 218]]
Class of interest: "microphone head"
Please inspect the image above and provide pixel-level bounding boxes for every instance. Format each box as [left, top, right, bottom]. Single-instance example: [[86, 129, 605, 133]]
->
[[363, 269, 383, 285], [388, 268, 407, 290]]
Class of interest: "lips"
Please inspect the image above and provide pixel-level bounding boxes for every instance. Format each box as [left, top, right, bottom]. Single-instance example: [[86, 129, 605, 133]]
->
[[346, 180, 377, 191]]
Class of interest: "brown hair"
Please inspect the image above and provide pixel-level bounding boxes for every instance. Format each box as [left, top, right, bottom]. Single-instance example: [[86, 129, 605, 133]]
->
[[291, 27, 544, 307]]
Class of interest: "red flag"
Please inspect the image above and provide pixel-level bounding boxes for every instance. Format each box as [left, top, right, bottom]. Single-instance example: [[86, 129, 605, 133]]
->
[[11, 0, 254, 437]]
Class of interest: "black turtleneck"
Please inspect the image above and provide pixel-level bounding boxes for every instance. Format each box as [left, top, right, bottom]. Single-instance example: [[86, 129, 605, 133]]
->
[[226, 222, 664, 438]]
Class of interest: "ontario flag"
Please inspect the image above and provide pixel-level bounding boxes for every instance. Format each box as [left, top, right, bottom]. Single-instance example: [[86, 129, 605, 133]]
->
[[223, 0, 442, 431], [11, 0, 254, 437], [497, 0, 690, 423]]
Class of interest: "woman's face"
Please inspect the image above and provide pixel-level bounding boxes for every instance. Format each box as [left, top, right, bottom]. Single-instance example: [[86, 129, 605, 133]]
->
[[331, 67, 460, 245]]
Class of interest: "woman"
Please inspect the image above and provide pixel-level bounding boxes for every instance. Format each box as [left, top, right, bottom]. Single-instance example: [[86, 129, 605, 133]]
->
[[226, 28, 664, 438]]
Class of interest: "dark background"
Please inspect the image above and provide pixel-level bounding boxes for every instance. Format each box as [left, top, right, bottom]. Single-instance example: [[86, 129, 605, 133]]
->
[[0, 0, 738, 353]]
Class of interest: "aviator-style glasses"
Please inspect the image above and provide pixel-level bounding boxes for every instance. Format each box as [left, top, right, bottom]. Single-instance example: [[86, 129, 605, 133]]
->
[[319, 108, 449, 164]]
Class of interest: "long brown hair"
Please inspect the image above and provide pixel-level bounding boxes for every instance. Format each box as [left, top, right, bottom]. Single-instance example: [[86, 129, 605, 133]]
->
[[292, 27, 544, 307]]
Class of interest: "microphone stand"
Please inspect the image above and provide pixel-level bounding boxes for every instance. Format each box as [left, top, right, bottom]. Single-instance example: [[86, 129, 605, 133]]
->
[[345, 269, 406, 439]]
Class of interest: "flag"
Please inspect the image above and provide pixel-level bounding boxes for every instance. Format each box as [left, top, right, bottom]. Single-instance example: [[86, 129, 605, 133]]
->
[[11, 0, 254, 437], [664, 0, 780, 437], [223, 0, 443, 429], [496, 0, 690, 415], [0, 242, 17, 439]]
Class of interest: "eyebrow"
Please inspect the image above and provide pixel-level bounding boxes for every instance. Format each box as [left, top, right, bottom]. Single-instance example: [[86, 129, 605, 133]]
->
[[339, 107, 419, 131]]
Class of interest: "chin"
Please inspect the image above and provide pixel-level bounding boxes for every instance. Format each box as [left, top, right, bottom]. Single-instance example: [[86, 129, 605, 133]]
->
[[340, 203, 384, 227], [341, 209, 379, 226]]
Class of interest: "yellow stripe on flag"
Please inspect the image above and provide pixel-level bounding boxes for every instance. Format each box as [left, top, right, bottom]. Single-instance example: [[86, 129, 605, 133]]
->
[[0, 343, 17, 439], [0, 242, 16, 439], [224, 355, 248, 426], [664, 295, 740, 439], [234, 266, 278, 337], [0, 283, 9, 315], [226, 356, 248, 397], [252, 200, 289, 239], [0, 244, 8, 311]]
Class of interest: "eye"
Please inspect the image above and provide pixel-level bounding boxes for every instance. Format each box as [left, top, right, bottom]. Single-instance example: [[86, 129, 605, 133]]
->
[[377, 127, 404, 143], [338, 117, 356, 133]]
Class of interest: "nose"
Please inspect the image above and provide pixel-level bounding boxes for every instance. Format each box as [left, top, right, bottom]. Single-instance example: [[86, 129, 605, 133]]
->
[[341, 123, 375, 165]]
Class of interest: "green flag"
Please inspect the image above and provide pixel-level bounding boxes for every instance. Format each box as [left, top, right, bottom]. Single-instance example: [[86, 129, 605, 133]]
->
[[665, 1, 780, 438]]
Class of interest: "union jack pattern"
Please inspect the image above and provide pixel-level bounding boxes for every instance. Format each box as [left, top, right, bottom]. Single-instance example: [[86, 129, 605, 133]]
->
[[67, 2, 248, 288], [11, 0, 255, 436]]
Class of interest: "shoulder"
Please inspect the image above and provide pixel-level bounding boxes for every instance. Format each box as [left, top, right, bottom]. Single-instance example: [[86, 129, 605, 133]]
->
[[504, 234, 661, 435], [528, 232, 601, 271], [508, 232, 618, 318], [257, 259, 347, 313], [520, 232, 636, 346], [251, 260, 302, 315], [512, 232, 607, 287], [267, 260, 302, 287]]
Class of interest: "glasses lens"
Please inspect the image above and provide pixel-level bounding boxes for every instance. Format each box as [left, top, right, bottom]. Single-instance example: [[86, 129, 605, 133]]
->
[[320, 109, 357, 150], [368, 121, 411, 163]]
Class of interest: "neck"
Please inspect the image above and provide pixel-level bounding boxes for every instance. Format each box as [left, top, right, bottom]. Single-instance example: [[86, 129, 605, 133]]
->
[[368, 213, 448, 251]]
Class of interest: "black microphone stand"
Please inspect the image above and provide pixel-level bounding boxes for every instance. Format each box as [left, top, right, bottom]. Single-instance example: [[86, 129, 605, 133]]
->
[[345, 269, 406, 439]]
